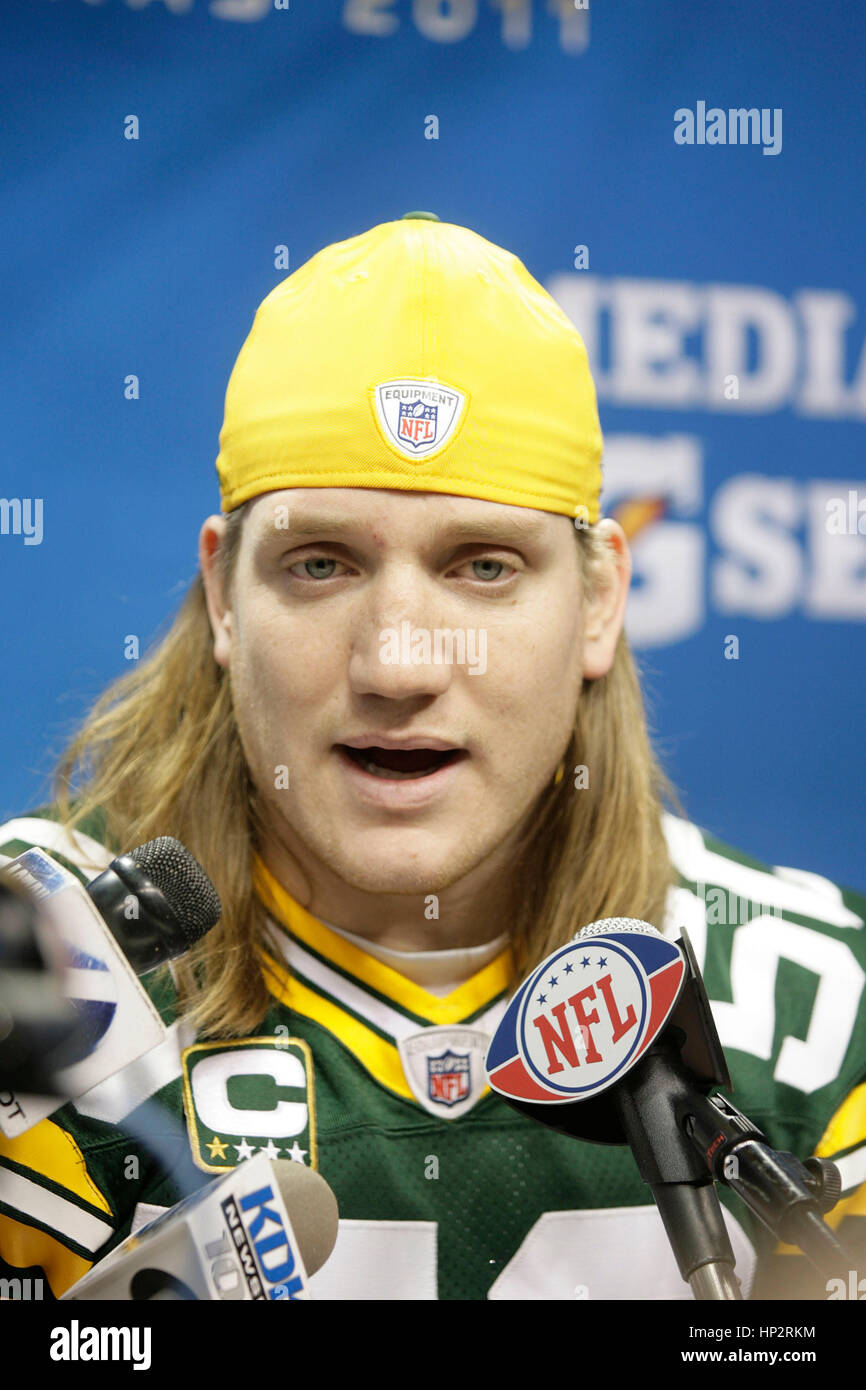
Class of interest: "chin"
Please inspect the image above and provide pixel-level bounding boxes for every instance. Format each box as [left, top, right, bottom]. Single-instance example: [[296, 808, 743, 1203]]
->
[[328, 843, 479, 897]]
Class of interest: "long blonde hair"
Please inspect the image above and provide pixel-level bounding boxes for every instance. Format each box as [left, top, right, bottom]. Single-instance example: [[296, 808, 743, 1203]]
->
[[55, 507, 678, 1037]]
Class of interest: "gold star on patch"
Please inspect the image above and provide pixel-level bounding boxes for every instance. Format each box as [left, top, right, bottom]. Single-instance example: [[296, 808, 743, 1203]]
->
[[206, 1135, 229, 1160]]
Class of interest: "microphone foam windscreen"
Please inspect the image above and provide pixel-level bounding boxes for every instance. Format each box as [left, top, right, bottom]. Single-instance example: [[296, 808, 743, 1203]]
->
[[574, 917, 662, 940], [129, 837, 222, 942], [271, 1159, 340, 1277]]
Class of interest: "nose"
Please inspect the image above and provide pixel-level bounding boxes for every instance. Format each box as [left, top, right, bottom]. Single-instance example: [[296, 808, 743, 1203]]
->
[[347, 566, 455, 700]]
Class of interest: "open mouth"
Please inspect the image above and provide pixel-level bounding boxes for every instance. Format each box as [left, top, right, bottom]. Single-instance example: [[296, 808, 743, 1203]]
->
[[337, 745, 464, 781]]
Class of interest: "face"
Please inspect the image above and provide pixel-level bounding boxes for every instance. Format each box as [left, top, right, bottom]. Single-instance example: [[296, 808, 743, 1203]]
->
[[200, 489, 630, 944]]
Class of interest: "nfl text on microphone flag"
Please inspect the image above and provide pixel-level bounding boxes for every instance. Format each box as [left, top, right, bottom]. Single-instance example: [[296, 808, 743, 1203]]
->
[[486, 923, 686, 1103]]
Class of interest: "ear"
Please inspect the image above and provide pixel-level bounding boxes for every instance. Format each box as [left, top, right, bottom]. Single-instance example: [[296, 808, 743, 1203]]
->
[[581, 518, 632, 680], [199, 514, 233, 670]]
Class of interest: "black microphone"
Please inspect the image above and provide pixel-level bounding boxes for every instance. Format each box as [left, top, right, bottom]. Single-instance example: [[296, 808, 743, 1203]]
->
[[0, 839, 221, 1127], [84, 835, 222, 977]]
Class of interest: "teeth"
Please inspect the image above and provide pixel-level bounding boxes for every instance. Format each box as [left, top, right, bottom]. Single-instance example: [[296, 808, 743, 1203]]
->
[[355, 754, 441, 780]]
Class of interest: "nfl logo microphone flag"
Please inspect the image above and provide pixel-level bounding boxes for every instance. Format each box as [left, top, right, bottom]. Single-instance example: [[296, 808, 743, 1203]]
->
[[487, 921, 686, 1105]]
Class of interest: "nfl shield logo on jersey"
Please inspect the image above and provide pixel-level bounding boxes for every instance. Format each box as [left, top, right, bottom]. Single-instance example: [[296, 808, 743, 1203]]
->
[[427, 1049, 471, 1107], [399, 1026, 490, 1120], [370, 378, 467, 461]]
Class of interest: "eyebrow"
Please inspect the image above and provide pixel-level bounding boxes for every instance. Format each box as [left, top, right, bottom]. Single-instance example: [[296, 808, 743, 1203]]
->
[[256, 511, 550, 545]]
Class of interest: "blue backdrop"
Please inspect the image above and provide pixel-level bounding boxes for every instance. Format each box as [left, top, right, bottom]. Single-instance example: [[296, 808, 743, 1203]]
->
[[2, 0, 864, 889]]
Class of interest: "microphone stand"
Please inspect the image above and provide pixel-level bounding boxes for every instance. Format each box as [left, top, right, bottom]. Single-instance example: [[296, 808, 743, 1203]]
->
[[607, 930, 855, 1298], [611, 1033, 743, 1299], [501, 928, 856, 1299], [682, 1090, 850, 1283]]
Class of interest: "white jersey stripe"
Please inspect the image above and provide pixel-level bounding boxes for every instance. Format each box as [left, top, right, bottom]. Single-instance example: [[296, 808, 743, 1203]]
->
[[266, 921, 447, 1040], [0, 1166, 114, 1253], [662, 814, 863, 929], [266, 918, 508, 1042], [835, 1143, 866, 1193]]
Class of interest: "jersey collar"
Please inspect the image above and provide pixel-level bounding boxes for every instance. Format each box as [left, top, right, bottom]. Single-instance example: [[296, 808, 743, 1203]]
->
[[252, 852, 513, 1026]]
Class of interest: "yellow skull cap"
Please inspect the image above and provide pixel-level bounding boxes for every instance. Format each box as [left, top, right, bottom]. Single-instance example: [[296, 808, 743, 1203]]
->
[[216, 214, 603, 524]]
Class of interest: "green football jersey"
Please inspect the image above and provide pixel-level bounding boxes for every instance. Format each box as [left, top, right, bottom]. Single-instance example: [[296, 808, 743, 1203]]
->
[[0, 807, 864, 1301]]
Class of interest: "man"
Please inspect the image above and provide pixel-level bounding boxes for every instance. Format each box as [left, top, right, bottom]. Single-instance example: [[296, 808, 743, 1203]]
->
[[0, 213, 864, 1300]]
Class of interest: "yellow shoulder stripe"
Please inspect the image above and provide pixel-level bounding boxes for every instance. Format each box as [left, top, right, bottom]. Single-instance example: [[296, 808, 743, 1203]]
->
[[774, 1178, 866, 1255], [773, 1081, 866, 1255], [827, 1181, 866, 1223], [0, 1212, 92, 1298], [0, 1120, 112, 1217], [816, 1081, 866, 1159], [254, 854, 513, 1023], [260, 949, 414, 1100]]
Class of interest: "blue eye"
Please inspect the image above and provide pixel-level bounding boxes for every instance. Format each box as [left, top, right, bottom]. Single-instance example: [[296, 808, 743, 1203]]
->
[[294, 558, 341, 580], [285, 552, 515, 586], [470, 559, 506, 581]]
